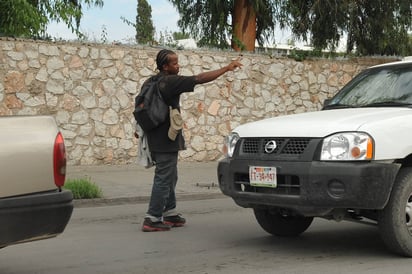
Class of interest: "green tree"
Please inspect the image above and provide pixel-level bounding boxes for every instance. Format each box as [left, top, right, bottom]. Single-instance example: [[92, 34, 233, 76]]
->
[[169, 0, 412, 55], [346, 1, 412, 55], [280, 0, 412, 55], [135, 0, 155, 44], [173, 32, 190, 40], [0, 0, 104, 39], [168, 0, 276, 51]]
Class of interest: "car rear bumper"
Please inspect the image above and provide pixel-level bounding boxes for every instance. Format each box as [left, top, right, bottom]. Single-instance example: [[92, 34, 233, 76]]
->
[[0, 189, 73, 247]]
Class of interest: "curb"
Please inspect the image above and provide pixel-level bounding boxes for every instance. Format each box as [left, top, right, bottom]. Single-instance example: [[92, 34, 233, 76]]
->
[[73, 192, 226, 208]]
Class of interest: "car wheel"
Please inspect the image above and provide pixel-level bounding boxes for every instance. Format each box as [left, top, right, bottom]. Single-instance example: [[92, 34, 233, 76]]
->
[[253, 208, 313, 237], [379, 167, 412, 257]]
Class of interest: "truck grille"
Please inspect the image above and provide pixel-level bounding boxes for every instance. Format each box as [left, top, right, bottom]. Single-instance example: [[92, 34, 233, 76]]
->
[[240, 138, 311, 156], [231, 137, 318, 196]]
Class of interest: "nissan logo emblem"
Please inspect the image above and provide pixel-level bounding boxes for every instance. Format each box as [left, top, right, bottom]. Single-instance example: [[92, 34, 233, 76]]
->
[[264, 140, 277, 153]]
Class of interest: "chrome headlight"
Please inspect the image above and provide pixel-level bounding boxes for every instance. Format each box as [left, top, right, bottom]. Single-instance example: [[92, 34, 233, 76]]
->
[[223, 132, 240, 158], [320, 132, 374, 161]]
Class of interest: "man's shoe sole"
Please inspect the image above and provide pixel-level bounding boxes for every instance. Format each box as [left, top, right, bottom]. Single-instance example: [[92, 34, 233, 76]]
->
[[142, 225, 171, 232], [164, 221, 185, 227]]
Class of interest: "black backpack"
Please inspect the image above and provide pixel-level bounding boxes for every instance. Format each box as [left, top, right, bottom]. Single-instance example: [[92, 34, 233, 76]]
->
[[133, 76, 169, 132]]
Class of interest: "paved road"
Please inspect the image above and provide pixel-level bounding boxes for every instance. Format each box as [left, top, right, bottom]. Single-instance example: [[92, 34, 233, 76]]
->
[[1, 198, 411, 274]]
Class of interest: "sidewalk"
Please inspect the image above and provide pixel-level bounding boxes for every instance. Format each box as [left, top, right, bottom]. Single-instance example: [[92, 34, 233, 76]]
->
[[66, 161, 224, 207]]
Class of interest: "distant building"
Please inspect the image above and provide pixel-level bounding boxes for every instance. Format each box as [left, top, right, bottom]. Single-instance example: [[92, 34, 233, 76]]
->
[[256, 44, 315, 56], [257, 42, 346, 56], [176, 38, 346, 54], [176, 38, 197, 49]]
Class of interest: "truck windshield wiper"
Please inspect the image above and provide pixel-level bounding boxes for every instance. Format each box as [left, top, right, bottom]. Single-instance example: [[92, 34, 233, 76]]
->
[[323, 103, 355, 110], [361, 101, 412, 108]]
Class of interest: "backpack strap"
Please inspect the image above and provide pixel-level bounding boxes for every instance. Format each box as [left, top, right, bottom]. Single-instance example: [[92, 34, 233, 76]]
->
[[152, 75, 173, 107]]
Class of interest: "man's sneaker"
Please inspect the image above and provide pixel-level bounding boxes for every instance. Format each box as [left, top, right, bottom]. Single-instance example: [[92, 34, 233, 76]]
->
[[142, 218, 171, 232], [163, 214, 186, 227]]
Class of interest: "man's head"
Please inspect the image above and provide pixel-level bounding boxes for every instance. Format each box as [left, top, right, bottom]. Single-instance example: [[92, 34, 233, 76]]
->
[[156, 49, 179, 75]]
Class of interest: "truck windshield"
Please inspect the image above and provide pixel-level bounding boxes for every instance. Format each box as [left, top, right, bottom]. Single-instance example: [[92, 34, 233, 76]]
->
[[324, 65, 412, 109]]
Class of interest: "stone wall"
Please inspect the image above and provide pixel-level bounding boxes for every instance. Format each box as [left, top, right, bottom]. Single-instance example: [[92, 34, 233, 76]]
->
[[0, 38, 397, 165]]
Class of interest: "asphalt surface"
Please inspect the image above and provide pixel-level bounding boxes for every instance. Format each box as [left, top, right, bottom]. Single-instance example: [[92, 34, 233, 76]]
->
[[66, 161, 225, 207]]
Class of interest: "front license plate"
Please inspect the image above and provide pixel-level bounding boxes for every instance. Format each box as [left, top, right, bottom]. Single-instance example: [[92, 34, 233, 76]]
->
[[249, 166, 277, 188]]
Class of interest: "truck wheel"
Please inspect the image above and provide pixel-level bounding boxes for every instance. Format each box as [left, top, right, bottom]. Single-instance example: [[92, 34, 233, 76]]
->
[[253, 208, 313, 237], [379, 167, 412, 257]]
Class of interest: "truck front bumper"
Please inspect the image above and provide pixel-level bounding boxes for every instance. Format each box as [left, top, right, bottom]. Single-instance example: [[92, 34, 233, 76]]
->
[[217, 158, 400, 213], [0, 189, 73, 248]]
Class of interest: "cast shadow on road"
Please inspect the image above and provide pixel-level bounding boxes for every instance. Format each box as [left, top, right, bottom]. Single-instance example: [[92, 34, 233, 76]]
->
[[228, 220, 395, 258]]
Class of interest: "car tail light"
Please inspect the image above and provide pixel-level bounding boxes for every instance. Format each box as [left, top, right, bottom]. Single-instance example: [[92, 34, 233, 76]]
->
[[53, 132, 66, 189]]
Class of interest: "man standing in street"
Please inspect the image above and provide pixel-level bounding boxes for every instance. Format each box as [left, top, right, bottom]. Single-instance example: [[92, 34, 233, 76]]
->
[[141, 49, 242, 232]]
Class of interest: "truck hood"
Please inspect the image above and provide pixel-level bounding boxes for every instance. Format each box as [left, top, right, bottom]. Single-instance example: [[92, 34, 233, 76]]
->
[[234, 108, 412, 138]]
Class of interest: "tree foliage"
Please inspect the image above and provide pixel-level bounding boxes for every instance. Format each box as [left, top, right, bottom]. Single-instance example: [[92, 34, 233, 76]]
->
[[279, 0, 412, 55], [135, 0, 155, 44], [0, 0, 103, 39], [173, 32, 190, 40], [346, 0, 412, 55], [169, 0, 412, 55], [168, 0, 276, 50], [168, 0, 231, 48]]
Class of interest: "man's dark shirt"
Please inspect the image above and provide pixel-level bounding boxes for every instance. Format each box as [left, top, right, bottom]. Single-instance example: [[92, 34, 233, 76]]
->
[[146, 72, 196, 152]]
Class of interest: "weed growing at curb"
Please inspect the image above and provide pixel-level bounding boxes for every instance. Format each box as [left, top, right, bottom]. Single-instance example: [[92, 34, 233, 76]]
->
[[64, 177, 103, 199]]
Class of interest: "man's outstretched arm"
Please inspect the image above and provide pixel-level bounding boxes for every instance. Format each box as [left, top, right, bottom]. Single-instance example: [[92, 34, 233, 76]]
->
[[195, 60, 242, 84]]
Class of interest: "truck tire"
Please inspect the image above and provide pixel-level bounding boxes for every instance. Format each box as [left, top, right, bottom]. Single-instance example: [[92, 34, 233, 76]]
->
[[253, 208, 313, 237], [379, 167, 412, 257]]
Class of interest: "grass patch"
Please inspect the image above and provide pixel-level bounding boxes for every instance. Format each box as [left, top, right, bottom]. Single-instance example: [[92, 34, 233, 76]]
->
[[64, 177, 103, 199]]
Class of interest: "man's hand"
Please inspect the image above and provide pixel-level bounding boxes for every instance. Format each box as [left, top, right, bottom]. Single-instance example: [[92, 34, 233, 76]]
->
[[195, 58, 243, 84], [226, 59, 243, 71]]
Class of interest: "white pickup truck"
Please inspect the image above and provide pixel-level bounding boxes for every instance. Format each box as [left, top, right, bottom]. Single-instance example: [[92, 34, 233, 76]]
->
[[218, 58, 412, 256], [0, 116, 73, 248]]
